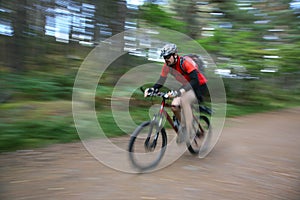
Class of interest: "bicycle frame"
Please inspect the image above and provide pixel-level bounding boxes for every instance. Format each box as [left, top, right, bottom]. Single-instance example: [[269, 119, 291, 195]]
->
[[143, 87, 209, 137], [159, 97, 179, 133], [158, 95, 206, 136]]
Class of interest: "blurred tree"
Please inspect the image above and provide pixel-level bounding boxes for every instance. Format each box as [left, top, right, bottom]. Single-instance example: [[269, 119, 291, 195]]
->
[[0, 0, 298, 76], [25, 0, 49, 67], [172, 0, 199, 38], [139, 3, 186, 33], [94, 0, 127, 39], [5, 0, 28, 72], [0, 0, 129, 71], [196, 0, 300, 76]]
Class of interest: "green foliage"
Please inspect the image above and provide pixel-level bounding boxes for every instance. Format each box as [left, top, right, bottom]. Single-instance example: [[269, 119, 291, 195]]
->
[[199, 29, 261, 59], [198, 27, 300, 75], [139, 4, 187, 33], [0, 100, 77, 152], [0, 116, 77, 152], [1, 72, 75, 101], [279, 42, 300, 73]]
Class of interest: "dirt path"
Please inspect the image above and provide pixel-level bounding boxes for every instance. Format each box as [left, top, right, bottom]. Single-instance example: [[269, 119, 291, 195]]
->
[[1, 108, 300, 200]]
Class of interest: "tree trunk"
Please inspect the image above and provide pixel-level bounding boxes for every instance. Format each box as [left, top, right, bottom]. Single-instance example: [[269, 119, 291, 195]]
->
[[7, 0, 27, 72]]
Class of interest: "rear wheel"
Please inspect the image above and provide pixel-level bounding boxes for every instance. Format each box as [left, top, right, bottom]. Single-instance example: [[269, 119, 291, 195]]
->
[[128, 120, 167, 171], [187, 115, 211, 155]]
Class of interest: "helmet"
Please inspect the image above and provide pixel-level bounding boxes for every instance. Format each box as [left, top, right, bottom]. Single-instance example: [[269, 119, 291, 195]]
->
[[160, 43, 177, 57]]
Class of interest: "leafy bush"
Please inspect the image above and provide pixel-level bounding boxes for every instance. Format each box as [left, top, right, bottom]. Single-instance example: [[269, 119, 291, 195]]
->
[[1, 73, 74, 101], [0, 116, 78, 152], [139, 4, 187, 33]]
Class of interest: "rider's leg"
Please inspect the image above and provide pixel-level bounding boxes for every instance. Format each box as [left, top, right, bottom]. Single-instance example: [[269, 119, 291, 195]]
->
[[171, 97, 181, 122], [180, 90, 197, 138]]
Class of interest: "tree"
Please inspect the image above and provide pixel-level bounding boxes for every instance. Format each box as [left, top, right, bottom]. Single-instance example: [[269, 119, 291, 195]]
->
[[5, 0, 28, 72], [139, 3, 186, 33], [172, 0, 199, 38]]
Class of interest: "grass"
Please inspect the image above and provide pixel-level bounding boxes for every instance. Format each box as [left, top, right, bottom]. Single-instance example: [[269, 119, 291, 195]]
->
[[1, 92, 299, 153], [0, 74, 299, 153], [0, 101, 77, 152]]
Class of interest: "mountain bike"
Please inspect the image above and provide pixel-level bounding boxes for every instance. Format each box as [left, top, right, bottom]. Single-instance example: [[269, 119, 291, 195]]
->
[[128, 88, 212, 171]]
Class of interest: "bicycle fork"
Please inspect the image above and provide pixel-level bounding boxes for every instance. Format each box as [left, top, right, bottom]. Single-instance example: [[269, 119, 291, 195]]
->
[[144, 115, 163, 152], [144, 132, 159, 152]]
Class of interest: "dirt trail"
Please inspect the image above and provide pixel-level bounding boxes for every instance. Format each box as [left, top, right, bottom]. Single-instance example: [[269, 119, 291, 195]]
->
[[1, 108, 300, 200]]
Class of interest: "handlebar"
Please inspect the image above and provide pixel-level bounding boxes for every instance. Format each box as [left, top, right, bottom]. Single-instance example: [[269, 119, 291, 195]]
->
[[140, 87, 170, 99], [140, 87, 212, 115]]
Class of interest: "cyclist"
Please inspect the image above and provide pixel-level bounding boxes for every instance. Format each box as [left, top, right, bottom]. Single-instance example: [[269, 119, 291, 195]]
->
[[144, 43, 208, 143]]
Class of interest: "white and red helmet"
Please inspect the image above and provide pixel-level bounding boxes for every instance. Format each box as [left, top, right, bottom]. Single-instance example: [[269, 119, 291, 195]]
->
[[160, 43, 178, 57]]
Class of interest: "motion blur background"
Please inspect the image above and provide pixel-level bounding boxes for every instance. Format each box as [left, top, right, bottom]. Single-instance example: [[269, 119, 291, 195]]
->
[[0, 0, 299, 152]]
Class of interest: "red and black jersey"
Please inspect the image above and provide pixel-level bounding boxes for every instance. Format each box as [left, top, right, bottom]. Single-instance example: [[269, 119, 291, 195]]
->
[[160, 56, 207, 86]]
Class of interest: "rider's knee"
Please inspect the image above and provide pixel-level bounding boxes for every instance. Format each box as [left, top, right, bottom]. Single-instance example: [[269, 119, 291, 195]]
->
[[171, 105, 180, 112]]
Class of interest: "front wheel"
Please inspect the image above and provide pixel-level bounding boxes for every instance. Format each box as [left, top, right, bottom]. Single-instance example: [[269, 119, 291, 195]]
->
[[187, 115, 211, 155], [128, 120, 167, 171]]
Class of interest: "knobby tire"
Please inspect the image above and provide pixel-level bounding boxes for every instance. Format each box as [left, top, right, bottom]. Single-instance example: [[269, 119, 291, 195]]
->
[[128, 121, 167, 171]]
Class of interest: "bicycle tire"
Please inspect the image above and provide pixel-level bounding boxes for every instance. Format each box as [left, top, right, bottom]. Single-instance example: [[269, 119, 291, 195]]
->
[[128, 120, 167, 171], [187, 115, 211, 155]]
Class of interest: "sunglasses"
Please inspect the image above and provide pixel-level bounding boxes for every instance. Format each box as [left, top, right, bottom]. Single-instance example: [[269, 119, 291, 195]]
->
[[163, 54, 173, 60]]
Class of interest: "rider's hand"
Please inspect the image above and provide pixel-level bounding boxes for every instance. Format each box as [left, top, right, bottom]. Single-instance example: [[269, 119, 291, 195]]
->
[[144, 87, 157, 97], [167, 90, 178, 98]]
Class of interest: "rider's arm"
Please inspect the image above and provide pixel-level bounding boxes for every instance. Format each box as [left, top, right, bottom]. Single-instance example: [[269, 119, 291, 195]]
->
[[153, 64, 169, 89], [153, 76, 166, 89], [178, 70, 199, 96]]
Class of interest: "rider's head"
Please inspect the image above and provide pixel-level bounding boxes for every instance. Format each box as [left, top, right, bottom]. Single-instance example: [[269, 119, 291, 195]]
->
[[160, 43, 178, 66]]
